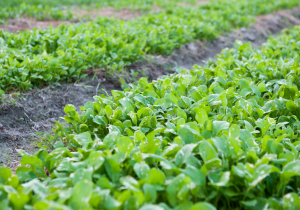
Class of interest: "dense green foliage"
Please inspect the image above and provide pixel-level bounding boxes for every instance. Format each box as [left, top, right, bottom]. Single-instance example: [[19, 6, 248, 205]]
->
[[0, 0, 299, 94], [0, 3, 72, 22], [0, 0, 199, 9], [0, 0, 199, 22], [2, 24, 300, 209], [0, 0, 198, 8]]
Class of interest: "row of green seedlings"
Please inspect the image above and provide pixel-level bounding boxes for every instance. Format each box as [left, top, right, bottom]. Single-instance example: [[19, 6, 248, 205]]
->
[[1, 24, 300, 210], [0, 0, 206, 26], [0, 3, 72, 23], [0, 0, 299, 93]]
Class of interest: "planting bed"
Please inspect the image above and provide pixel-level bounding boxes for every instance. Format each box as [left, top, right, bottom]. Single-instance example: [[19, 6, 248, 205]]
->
[[1, 0, 300, 209], [1, 0, 299, 93], [2, 5, 300, 166], [2, 22, 300, 210]]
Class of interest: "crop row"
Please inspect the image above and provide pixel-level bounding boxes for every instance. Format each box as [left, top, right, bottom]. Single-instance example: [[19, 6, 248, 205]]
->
[[0, 3, 72, 23], [1, 23, 300, 209], [1, 0, 299, 94], [0, 0, 199, 22], [0, 0, 199, 8]]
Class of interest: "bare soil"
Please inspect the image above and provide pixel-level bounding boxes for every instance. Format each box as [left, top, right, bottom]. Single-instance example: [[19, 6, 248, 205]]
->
[[178, 1, 210, 7], [0, 19, 78, 33], [127, 7, 300, 80], [0, 7, 142, 32], [72, 7, 142, 20], [0, 75, 120, 167], [1, 7, 300, 167], [0, 0, 210, 33], [158, 7, 300, 70]]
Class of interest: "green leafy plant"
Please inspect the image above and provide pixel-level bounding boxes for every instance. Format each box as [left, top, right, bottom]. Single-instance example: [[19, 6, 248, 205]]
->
[[0, 0, 206, 22], [1, 0, 299, 94], [0, 91, 21, 109], [0, 3, 73, 21], [1, 24, 300, 209]]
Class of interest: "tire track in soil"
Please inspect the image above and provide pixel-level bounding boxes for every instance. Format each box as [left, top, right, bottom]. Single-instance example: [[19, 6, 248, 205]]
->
[[1, 6, 300, 167]]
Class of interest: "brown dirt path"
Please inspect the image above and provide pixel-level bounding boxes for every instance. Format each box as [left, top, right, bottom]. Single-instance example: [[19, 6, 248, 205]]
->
[[0, 75, 120, 167], [150, 7, 300, 71]]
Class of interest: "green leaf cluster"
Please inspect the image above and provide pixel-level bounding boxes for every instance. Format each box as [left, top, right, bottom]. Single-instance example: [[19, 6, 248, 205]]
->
[[2, 25, 300, 209], [0, 3, 73, 22], [1, 0, 299, 93]]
